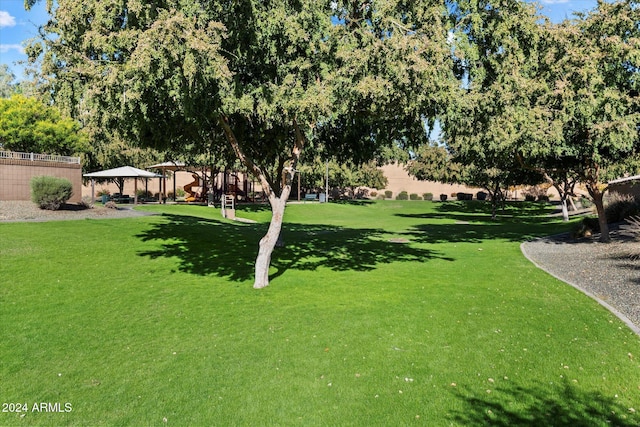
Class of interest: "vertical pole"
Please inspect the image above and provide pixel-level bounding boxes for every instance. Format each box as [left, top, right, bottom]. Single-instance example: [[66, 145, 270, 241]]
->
[[298, 171, 301, 201], [325, 160, 329, 203]]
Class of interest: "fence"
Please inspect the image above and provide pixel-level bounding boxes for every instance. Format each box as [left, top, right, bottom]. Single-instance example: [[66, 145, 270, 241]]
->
[[0, 150, 81, 165]]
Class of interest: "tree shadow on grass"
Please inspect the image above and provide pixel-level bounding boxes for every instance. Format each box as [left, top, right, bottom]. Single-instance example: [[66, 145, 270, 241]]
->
[[136, 213, 452, 283], [399, 218, 566, 244], [449, 380, 639, 426], [394, 201, 568, 244]]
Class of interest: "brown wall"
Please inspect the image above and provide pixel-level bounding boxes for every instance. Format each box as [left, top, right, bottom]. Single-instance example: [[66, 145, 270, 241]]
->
[[0, 159, 83, 203], [610, 182, 640, 199]]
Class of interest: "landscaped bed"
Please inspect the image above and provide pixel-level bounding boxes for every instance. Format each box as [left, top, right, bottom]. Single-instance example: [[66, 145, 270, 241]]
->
[[1, 201, 638, 425]]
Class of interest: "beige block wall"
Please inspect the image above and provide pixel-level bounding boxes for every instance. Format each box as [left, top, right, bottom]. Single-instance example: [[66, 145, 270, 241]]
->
[[0, 159, 82, 203], [377, 163, 483, 198]]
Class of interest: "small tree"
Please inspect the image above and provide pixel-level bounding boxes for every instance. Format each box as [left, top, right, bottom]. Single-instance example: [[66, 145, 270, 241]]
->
[[0, 95, 88, 156]]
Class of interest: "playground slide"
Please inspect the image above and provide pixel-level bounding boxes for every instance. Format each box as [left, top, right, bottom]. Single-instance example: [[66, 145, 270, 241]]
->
[[184, 174, 200, 202]]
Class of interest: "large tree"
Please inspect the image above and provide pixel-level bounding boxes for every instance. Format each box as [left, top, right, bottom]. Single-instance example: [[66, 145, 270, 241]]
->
[[29, 0, 454, 288], [517, 1, 640, 242], [407, 1, 546, 218]]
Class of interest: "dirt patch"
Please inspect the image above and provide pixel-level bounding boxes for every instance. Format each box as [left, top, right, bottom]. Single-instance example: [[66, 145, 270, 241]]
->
[[0, 200, 156, 222]]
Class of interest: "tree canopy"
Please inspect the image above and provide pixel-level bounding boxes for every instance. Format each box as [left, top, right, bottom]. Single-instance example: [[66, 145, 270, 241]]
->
[[516, 0, 640, 241], [29, 0, 454, 288], [0, 94, 88, 156]]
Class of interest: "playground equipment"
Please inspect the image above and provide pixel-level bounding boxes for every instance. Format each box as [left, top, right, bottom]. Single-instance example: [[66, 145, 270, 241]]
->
[[184, 174, 200, 202]]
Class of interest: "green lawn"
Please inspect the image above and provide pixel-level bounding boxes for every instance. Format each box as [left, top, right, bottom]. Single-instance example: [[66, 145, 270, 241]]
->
[[1, 201, 639, 426]]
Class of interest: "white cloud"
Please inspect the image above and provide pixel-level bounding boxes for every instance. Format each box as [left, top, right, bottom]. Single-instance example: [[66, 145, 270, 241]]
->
[[0, 44, 24, 54], [0, 11, 16, 28]]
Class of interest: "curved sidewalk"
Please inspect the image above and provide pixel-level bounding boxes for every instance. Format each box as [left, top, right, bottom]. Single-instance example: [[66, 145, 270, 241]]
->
[[521, 232, 640, 336]]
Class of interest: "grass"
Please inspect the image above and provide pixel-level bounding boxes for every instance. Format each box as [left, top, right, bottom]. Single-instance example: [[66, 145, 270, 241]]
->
[[1, 200, 639, 426]]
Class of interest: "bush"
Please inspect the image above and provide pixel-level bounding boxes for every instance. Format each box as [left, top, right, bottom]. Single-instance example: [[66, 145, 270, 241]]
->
[[79, 196, 94, 209], [476, 191, 488, 201], [423, 193, 433, 201], [396, 191, 409, 200], [604, 192, 640, 223], [384, 190, 393, 199], [104, 201, 118, 209], [440, 194, 448, 201], [96, 188, 110, 196], [30, 176, 73, 210], [370, 191, 377, 198], [578, 196, 593, 209], [409, 193, 420, 200], [456, 192, 473, 201]]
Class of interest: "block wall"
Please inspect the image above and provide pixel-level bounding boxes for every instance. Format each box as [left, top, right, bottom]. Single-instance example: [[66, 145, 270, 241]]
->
[[0, 159, 83, 203]]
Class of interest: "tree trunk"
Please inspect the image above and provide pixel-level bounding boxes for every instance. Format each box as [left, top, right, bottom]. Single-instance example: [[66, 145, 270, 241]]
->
[[218, 115, 305, 289], [551, 182, 570, 222], [560, 196, 569, 222], [253, 191, 290, 289], [588, 185, 610, 243]]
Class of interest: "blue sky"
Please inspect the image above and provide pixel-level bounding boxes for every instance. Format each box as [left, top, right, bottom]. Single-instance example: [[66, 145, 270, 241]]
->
[[1, 0, 601, 82]]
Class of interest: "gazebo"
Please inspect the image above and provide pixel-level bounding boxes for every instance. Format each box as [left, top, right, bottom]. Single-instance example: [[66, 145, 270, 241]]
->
[[147, 161, 187, 202], [84, 166, 163, 205]]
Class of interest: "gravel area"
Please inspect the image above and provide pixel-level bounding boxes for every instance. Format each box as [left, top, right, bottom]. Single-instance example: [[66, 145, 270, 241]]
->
[[0, 200, 156, 222], [522, 229, 640, 335]]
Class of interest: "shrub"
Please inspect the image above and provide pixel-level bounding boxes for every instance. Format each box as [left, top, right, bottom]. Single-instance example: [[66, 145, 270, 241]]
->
[[30, 176, 73, 210], [456, 192, 473, 201], [523, 184, 550, 202], [604, 192, 640, 223], [396, 191, 409, 200], [476, 191, 488, 201], [440, 194, 448, 201], [79, 196, 94, 209], [384, 190, 393, 199], [376, 194, 385, 200], [409, 193, 420, 200], [370, 191, 377, 198], [96, 188, 110, 196], [104, 201, 118, 209], [423, 193, 433, 201], [578, 196, 593, 209], [621, 215, 640, 240]]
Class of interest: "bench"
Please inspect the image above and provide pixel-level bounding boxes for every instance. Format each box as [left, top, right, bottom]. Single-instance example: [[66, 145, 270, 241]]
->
[[110, 194, 133, 204], [304, 193, 317, 201]]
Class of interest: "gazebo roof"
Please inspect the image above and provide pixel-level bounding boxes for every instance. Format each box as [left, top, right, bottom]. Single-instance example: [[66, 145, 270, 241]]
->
[[84, 166, 162, 179], [147, 161, 187, 171]]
